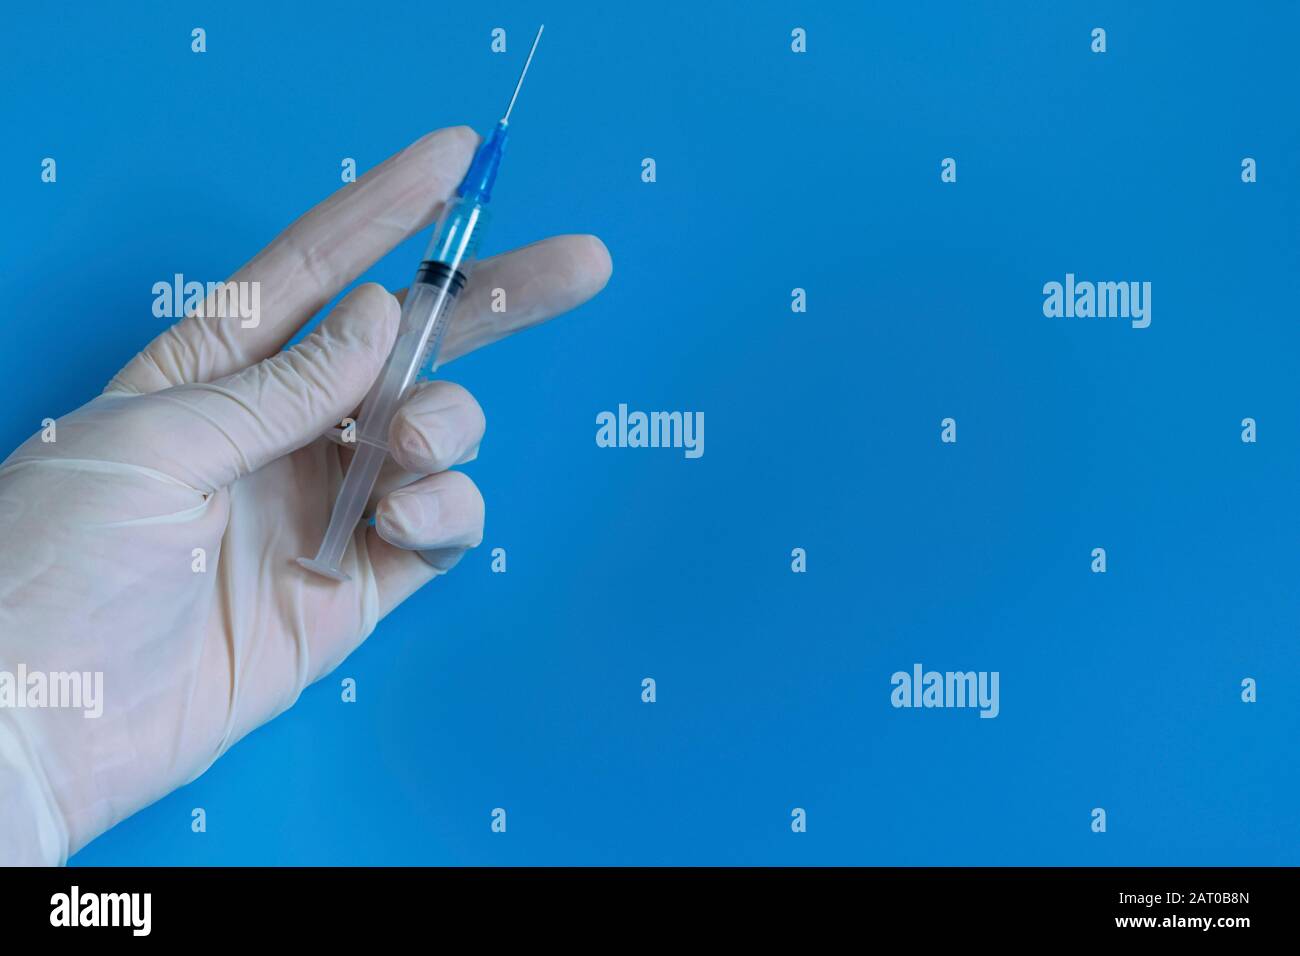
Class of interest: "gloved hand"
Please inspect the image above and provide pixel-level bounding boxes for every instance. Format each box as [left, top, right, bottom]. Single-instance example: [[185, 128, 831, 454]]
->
[[0, 126, 611, 865]]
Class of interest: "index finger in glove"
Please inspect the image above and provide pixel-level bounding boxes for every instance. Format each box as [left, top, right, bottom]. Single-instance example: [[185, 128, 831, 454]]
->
[[106, 126, 479, 396]]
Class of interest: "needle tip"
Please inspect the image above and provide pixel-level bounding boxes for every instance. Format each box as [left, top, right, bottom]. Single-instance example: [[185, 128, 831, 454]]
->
[[501, 25, 545, 124]]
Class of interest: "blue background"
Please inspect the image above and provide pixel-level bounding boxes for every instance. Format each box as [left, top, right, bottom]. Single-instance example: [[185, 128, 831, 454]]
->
[[2, 0, 1297, 864]]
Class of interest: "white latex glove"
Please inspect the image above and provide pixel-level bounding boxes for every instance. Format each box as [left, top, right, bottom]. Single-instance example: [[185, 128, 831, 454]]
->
[[0, 126, 611, 864]]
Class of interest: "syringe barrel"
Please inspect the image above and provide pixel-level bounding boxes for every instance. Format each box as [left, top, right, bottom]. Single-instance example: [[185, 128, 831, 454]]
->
[[353, 195, 489, 448], [426, 194, 490, 268], [298, 195, 488, 581], [352, 280, 458, 448]]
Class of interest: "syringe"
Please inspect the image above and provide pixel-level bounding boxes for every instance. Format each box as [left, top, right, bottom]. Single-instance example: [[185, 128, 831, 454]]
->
[[299, 25, 544, 582]]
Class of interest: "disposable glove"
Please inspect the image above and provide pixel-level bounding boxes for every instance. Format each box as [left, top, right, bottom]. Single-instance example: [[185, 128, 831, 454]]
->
[[0, 125, 612, 864]]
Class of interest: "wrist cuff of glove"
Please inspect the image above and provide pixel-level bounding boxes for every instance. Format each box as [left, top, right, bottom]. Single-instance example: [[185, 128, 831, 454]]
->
[[0, 714, 69, 866]]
